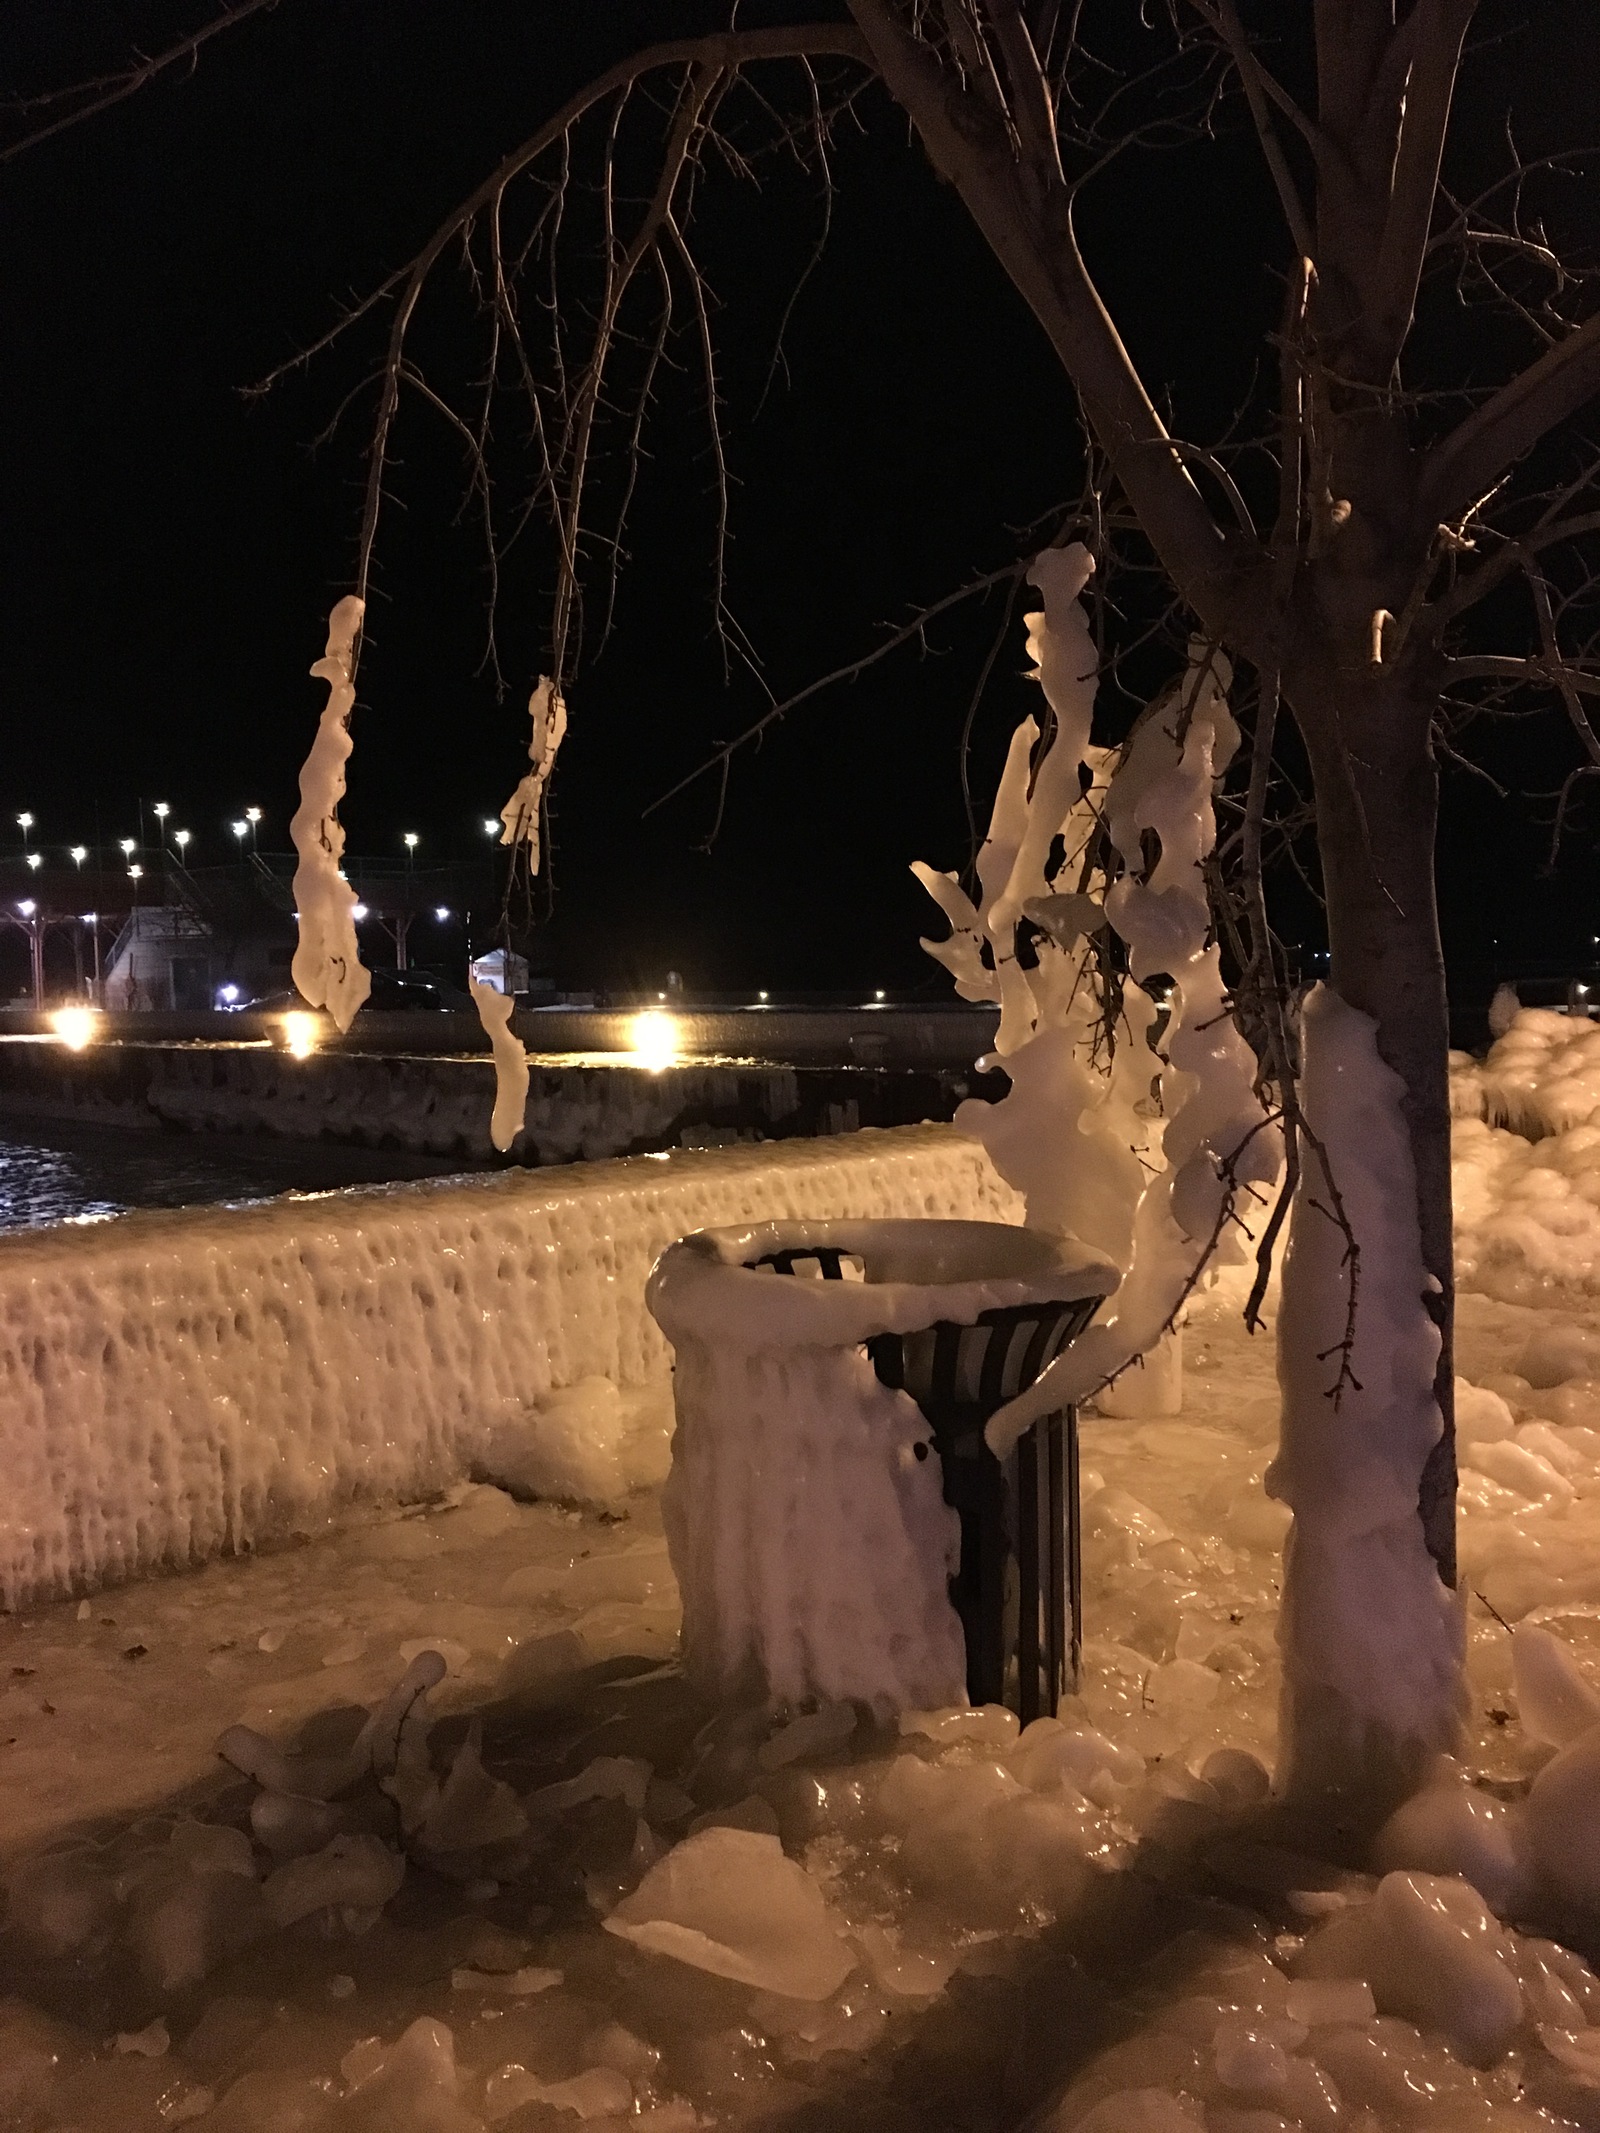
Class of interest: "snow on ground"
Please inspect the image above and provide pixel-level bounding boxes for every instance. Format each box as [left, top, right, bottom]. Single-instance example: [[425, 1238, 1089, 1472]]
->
[[14, 1027, 1600, 2128]]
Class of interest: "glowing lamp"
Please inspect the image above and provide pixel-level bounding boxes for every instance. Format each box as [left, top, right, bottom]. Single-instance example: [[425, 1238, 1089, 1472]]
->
[[281, 1011, 321, 1060], [17, 900, 36, 917], [25, 853, 40, 871], [50, 1006, 99, 1052], [627, 1010, 680, 1071]]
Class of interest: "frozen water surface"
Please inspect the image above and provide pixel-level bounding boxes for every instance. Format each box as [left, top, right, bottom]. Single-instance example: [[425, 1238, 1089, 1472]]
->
[[13, 1042, 1600, 2127], [0, 1119, 452, 1232]]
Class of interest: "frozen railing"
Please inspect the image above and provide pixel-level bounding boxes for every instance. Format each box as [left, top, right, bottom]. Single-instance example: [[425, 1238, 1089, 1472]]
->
[[0, 1125, 1019, 1609]]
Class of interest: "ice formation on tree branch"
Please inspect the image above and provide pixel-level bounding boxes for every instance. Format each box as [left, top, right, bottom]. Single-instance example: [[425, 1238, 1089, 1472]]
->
[[913, 545, 1279, 1455], [498, 676, 567, 862], [289, 596, 371, 1032], [470, 979, 529, 1154]]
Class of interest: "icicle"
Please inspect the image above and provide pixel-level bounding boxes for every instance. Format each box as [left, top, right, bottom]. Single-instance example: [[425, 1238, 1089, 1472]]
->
[[498, 676, 567, 863], [471, 979, 529, 1154], [289, 597, 371, 1033]]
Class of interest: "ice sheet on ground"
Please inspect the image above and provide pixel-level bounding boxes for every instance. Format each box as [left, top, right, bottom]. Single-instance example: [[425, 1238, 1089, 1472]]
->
[[20, 1051, 1600, 2123]]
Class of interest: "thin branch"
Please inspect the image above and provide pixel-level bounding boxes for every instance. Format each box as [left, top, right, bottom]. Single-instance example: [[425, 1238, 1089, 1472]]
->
[[642, 559, 1028, 818], [1, 0, 283, 165]]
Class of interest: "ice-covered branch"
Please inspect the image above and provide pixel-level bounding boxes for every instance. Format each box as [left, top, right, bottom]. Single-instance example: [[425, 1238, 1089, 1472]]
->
[[469, 982, 529, 1155], [289, 598, 371, 1034]]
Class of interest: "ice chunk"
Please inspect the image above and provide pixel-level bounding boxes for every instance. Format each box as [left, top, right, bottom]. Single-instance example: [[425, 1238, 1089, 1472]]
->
[[1513, 1623, 1600, 1746], [1199, 1748, 1270, 1805], [470, 979, 529, 1155], [526, 1754, 652, 1821], [758, 1702, 857, 1769], [1461, 1436, 1575, 1505], [1518, 1325, 1600, 1388], [1524, 1723, 1600, 1909], [1064, 2095, 1205, 2133], [416, 1721, 528, 1854], [477, 1377, 635, 1511], [484, 2063, 632, 2122], [1284, 1976, 1375, 2026], [1009, 1717, 1142, 1795], [1295, 1869, 1522, 2063], [341, 2016, 475, 2131], [1371, 1778, 1522, 1915], [900, 1704, 1020, 1748], [603, 1827, 853, 2001], [1455, 1378, 1515, 1447], [261, 1834, 405, 1929], [289, 596, 371, 1033]]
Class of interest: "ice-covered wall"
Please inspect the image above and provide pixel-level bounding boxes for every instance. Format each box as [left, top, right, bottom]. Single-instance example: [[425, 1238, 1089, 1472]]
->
[[0, 1126, 1019, 1610]]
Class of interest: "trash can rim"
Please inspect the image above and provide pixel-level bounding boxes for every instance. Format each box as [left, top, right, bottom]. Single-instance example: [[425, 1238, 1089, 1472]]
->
[[647, 1217, 1118, 1351]]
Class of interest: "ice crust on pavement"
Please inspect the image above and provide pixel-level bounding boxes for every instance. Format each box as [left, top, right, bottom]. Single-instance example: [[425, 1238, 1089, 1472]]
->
[[20, 1038, 1600, 2123]]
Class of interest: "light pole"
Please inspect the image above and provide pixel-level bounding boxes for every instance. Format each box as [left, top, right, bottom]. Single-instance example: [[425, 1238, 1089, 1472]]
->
[[85, 915, 100, 1003], [16, 813, 32, 853], [153, 803, 170, 849], [245, 806, 261, 853], [231, 820, 249, 857], [403, 832, 418, 868], [70, 846, 86, 870], [16, 900, 42, 1009], [174, 830, 191, 861]]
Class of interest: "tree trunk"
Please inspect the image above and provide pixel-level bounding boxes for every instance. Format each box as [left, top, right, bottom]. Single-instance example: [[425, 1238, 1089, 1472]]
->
[[1296, 664, 1457, 1578], [1270, 659, 1465, 1807]]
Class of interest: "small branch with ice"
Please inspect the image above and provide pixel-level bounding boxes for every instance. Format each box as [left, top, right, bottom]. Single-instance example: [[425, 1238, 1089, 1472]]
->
[[289, 597, 371, 1033], [912, 546, 1280, 1452], [470, 676, 568, 1152]]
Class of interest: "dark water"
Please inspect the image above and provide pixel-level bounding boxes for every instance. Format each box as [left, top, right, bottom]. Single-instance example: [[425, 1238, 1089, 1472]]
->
[[0, 1120, 467, 1232]]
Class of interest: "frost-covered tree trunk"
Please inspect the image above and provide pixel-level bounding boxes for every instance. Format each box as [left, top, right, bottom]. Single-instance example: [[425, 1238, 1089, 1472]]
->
[[1271, 669, 1465, 1801]]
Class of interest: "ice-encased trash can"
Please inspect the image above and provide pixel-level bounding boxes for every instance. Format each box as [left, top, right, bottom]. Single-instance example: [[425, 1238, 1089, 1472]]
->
[[646, 1219, 1115, 1721]]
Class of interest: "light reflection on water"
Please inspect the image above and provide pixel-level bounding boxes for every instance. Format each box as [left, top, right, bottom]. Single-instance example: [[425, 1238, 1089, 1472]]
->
[[0, 1125, 459, 1234]]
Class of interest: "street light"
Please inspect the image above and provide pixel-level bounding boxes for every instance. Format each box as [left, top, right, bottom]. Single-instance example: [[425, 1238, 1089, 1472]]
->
[[16, 813, 32, 847], [17, 900, 35, 917], [119, 839, 136, 858], [174, 830, 191, 856], [434, 906, 451, 922], [231, 820, 248, 845], [69, 846, 86, 867], [127, 864, 143, 881], [153, 804, 170, 845], [482, 817, 501, 837], [351, 902, 369, 921], [403, 833, 419, 851], [25, 854, 41, 872]]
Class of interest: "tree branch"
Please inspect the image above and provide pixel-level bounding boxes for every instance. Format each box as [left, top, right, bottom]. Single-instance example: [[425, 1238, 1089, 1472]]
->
[[1419, 310, 1600, 527], [846, 0, 1262, 647], [1361, 0, 1478, 377], [1, 0, 284, 165]]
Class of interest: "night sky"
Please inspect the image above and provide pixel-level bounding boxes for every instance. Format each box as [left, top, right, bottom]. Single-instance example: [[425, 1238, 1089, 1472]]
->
[[1, 2, 1596, 1009]]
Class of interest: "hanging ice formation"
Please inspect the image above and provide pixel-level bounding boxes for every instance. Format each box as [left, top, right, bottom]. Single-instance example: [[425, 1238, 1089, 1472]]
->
[[471, 677, 568, 1153], [470, 978, 530, 1155], [912, 544, 1279, 1454], [289, 596, 372, 1033], [497, 676, 567, 860]]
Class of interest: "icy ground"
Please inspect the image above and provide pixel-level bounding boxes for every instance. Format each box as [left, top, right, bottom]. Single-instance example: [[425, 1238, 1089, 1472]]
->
[[14, 1060, 1600, 2128]]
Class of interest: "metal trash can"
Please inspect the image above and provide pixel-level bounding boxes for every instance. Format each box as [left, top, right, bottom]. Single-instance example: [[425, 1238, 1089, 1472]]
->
[[650, 1220, 1113, 1721]]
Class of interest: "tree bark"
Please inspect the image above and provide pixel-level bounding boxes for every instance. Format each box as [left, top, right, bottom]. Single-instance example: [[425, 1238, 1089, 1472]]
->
[[1285, 658, 1458, 1586]]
